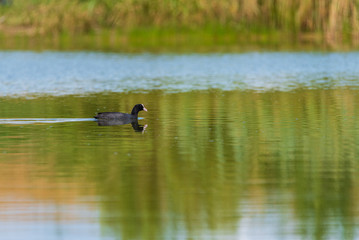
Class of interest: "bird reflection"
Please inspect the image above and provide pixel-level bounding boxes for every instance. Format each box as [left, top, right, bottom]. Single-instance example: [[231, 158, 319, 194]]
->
[[96, 119, 147, 133]]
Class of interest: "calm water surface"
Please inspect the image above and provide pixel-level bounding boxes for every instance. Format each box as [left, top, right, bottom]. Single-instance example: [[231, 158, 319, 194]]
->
[[1, 51, 359, 239]]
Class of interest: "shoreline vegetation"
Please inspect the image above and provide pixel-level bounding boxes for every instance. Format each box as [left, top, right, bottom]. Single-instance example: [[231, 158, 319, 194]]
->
[[0, 0, 359, 52]]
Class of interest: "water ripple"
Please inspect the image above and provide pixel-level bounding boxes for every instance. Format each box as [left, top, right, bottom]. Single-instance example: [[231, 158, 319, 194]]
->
[[0, 118, 94, 124]]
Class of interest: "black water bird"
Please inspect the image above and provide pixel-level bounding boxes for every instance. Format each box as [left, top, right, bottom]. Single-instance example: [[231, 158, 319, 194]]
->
[[96, 118, 148, 132], [94, 104, 147, 120]]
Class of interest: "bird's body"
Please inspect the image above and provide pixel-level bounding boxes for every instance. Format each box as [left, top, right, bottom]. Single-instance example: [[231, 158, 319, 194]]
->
[[94, 104, 147, 120], [94, 112, 134, 120]]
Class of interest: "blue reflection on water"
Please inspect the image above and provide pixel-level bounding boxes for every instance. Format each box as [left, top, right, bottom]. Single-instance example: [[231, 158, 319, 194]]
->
[[0, 51, 358, 96]]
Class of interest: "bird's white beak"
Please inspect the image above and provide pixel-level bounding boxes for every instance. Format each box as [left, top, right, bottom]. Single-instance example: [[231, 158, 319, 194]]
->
[[143, 107, 148, 112]]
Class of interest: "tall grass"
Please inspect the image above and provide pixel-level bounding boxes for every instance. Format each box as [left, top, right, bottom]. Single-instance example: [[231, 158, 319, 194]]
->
[[0, 0, 358, 43]]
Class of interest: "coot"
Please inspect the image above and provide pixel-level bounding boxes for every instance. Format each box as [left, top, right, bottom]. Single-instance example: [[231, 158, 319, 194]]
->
[[94, 104, 147, 120]]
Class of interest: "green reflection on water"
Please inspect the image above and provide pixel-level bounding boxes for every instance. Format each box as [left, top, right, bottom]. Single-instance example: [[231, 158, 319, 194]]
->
[[0, 89, 358, 239]]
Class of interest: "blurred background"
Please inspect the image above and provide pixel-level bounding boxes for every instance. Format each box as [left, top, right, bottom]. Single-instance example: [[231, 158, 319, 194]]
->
[[1, 0, 358, 51]]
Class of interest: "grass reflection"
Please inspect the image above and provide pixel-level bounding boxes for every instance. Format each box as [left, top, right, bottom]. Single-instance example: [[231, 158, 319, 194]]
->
[[0, 89, 358, 239]]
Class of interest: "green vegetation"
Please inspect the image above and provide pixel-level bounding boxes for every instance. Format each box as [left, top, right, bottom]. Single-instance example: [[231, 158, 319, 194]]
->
[[0, 0, 359, 51]]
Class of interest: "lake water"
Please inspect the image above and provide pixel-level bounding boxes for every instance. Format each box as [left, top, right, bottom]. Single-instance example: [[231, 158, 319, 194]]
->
[[1, 51, 359, 239]]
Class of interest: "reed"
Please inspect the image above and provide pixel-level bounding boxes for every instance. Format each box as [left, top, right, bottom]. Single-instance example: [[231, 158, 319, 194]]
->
[[0, 0, 358, 44]]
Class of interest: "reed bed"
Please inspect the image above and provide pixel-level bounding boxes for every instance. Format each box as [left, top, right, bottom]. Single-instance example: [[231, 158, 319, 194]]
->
[[0, 0, 358, 44]]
